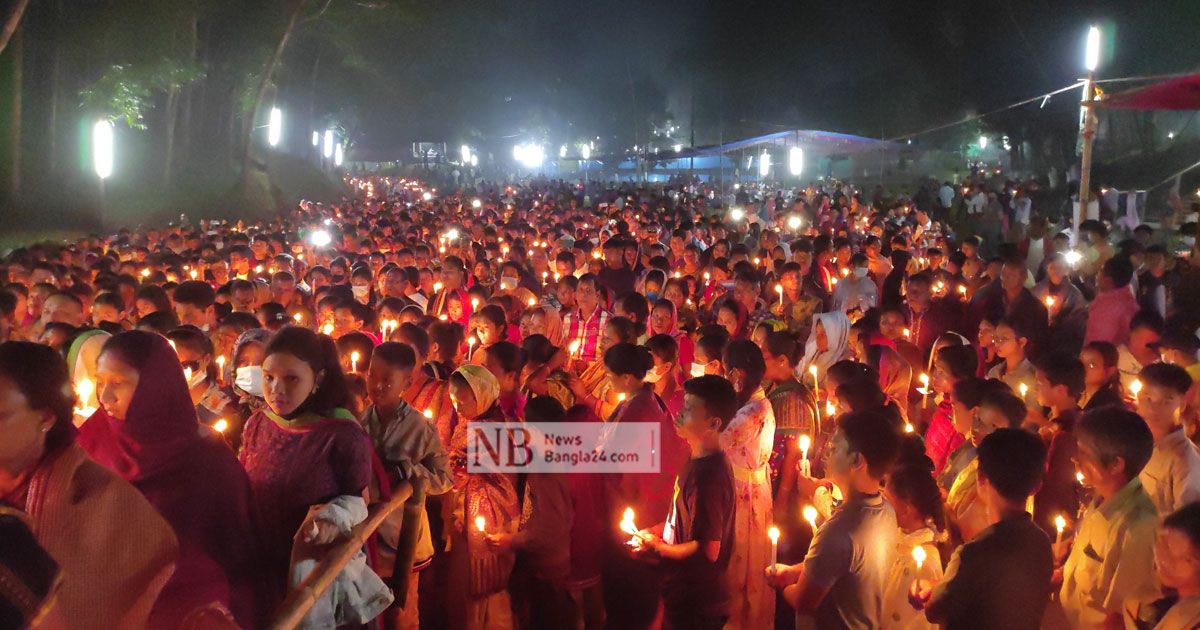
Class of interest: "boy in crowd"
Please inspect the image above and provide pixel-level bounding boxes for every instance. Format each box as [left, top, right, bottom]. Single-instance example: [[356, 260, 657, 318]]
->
[[767, 410, 902, 628], [361, 342, 455, 628], [633, 374, 737, 630], [1061, 406, 1158, 628], [911, 428, 1052, 629], [1142, 503, 1200, 628], [1031, 353, 1086, 536], [1136, 362, 1200, 515]]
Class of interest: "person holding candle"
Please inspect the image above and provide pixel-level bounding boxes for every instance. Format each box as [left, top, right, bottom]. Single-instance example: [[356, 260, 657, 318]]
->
[[468, 304, 508, 367], [167, 327, 239, 438], [925, 343, 977, 475], [985, 318, 1037, 407], [881, 457, 945, 630], [648, 298, 695, 370], [1060, 406, 1158, 629], [831, 253, 877, 316], [795, 311, 851, 394], [910, 429, 1052, 629], [1079, 340, 1127, 411], [560, 274, 610, 371], [1029, 353, 1086, 537], [0, 341, 178, 629], [767, 410, 901, 628], [1134, 363, 1200, 516], [630, 374, 737, 630], [444, 364, 519, 630]]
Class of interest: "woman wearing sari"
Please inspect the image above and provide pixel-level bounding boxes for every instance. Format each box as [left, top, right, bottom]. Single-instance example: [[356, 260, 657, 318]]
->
[[238, 326, 376, 609], [600, 342, 688, 630], [719, 340, 777, 630], [647, 298, 694, 368], [0, 341, 176, 630], [83, 330, 265, 627], [566, 316, 640, 422], [445, 365, 519, 629]]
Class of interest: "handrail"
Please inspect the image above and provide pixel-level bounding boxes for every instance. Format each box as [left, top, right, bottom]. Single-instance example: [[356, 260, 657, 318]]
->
[[268, 478, 425, 630]]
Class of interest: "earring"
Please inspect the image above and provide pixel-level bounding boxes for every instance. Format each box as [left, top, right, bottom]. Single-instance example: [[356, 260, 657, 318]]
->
[[41, 425, 50, 433]]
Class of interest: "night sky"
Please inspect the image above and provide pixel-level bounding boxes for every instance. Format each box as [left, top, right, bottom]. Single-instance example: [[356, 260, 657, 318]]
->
[[332, 0, 1200, 155]]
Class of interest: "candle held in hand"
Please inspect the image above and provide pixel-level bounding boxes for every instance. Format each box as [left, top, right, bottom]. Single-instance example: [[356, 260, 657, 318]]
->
[[474, 516, 486, 533], [1054, 514, 1067, 546], [912, 545, 927, 570], [803, 505, 818, 531], [768, 525, 780, 567]]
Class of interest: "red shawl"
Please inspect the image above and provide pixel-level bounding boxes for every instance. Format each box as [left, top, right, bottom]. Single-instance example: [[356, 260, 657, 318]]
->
[[78, 331, 267, 627]]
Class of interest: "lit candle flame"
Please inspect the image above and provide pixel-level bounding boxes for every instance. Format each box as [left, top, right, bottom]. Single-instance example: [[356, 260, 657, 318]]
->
[[825, 400, 836, 417], [803, 505, 818, 529], [1019, 383, 1029, 398], [620, 507, 638, 536], [799, 434, 811, 456], [293, 313, 303, 323], [322, 323, 334, 335], [140, 268, 150, 278], [423, 408, 433, 419], [617, 393, 627, 402], [904, 422, 915, 433], [183, 366, 193, 382], [1045, 296, 1056, 308], [474, 515, 486, 533], [1130, 379, 1143, 396], [433, 282, 444, 293], [768, 525, 780, 544], [1076, 471, 1085, 484], [471, 298, 480, 309], [214, 418, 229, 433], [527, 297, 537, 307], [1055, 514, 1066, 535], [189, 269, 198, 280], [902, 328, 911, 339], [350, 351, 360, 373], [912, 545, 927, 569]]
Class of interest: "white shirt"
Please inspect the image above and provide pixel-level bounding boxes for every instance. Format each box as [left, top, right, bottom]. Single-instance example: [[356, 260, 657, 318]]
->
[[1012, 197, 1032, 225], [967, 192, 988, 215], [939, 185, 955, 209], [1139, 428, 1200, 516]]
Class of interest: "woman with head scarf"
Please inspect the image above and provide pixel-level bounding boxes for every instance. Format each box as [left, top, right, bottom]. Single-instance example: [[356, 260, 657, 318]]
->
[[0, 341, 177, 629], [647, 298, 695, 369], [795, 311, 851, 391], [444, 364, 519, 629], [82, 330, 265, 627], [238, 326, 381, 616], [716, 298, 750, 340]]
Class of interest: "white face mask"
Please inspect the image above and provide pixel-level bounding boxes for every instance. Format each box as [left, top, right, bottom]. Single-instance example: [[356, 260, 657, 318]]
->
[[351, 285, 370, 302], [500, 277, 518, 291], [234, 365, 264, 398], [854, 267, 869, 279], [690, 362, 706, 378], [643, 364, 667, 383]]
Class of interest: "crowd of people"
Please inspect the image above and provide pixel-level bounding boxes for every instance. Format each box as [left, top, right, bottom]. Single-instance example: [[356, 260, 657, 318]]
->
[[2, 170, 1200, 630]]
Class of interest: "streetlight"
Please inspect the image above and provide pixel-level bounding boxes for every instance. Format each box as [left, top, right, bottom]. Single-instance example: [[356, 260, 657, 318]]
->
[[323, 130, 334, 159], [1076, 25, 1102, 241], [334, 144, 344, 167], [93, 120, 114, 180], [268, 107, 283, 147], [978, 135, 988, 150], [788, 147, 804, 176], [758, 150, 771, 178], [559, 145, 567, 158], [311, 131, 319, 147], [461, 144, 471, 163]]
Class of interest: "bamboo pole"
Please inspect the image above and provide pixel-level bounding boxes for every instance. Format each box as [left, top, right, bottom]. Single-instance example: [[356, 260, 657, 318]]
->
[[269, 479, 420, 630]]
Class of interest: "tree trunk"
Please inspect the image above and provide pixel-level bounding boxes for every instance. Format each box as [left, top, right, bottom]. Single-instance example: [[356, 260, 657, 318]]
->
[[0, 0, 31, 57], [238, 0, 308, 185], [163, 85, 179, 186], [8, 25, 21, 199], [177, 11, 197, 174]]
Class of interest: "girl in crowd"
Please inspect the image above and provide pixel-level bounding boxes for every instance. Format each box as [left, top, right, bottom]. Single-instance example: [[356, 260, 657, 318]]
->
[[238, 325, 375, 608], [469, 304, 508, 366], [84, 330, 265, 626], [1080, 340, 1125, 410], [648, 298, 694, 368], [445, 364, 519, 629], [644, 333, 685, 416], [566, 316, 640, 421], [720, 339, 777, 629], [166, 326, 237, 431], [716, 298, 750, 340], [0, 341, 176, 629], [796, 311, 852, 394], [924, 341, 978, 475], [882, 451, 946, 630]]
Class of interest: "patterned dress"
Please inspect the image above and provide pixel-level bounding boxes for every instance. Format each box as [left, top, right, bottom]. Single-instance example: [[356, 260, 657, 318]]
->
[[719, 388, 776, 629]]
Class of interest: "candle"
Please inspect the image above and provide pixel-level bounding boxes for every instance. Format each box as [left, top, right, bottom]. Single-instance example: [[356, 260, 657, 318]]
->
[[1076, 471, 1085, 485], [825, 400, 836, 418], [803, 505, 818, 531], [474, 515, 486, 533], [423, 408, 433, 419], [617, 392, 627, 403], [799, 434, 812, 477], [775, 283, 784, 306], [958, 284, 967, 299], [1130, 379, 1143, 397], [213, 418, 229, 434], [904, 422, 915, 433], [321, 323, 334, 335], [74, 378, 96, 416], [467, 336, 477, 360], [809, 365, 819, 398], [215, 355, 226, 378], [569, 339, 581, 359], [183, 366, 193, 382], [254, 265, 263, 274], [1054, 514, 1067, 546], [140, 268, 151, 278], [189, 269, 198, 280], [350, 351, 360, 373], [768, 525, 780, 568], [619, 507, 638, 538], [753, 257, 761, 267], [912, 545, 927, 570], [902, 327, 911, 340], [527, 297, 537, 307], [434, 282, 444, 293], [1019, 382, 1029, 399], [918, 373, 930, 409]]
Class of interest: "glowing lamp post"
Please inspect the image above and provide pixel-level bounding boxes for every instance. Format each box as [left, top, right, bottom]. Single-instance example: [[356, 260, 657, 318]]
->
[[93, 120, 114, 180], [758, 149, 771, 178], [323, 130, 334, 159], [267, 107, 283, 147], [1076, 25, 1103, 241], [788, 146, 804, 177]]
